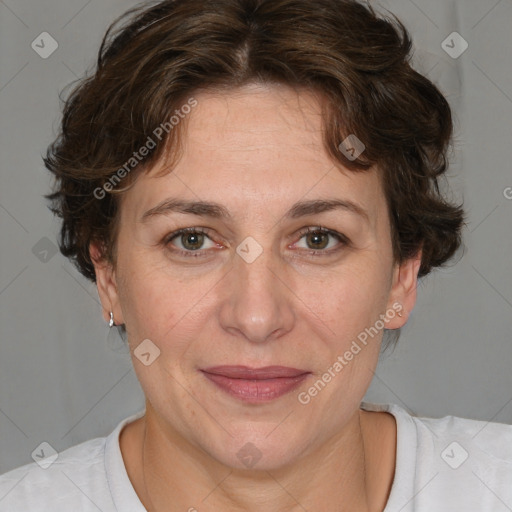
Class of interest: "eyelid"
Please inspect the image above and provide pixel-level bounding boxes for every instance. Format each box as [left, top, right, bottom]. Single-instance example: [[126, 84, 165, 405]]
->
[[290, 226, 350, 252], [163, 227, 223, 257], [163, 225, 349, 258], [296, 226, 349, 242], [164, 226, 212, 244]]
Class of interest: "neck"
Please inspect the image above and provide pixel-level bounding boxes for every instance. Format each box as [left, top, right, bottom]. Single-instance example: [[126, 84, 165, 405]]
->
[[120, 402, 395, 512]]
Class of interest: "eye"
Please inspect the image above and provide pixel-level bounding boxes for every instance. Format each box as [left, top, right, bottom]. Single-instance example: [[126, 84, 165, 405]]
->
[[293, 227, 348, 254], [165, 227, 219, 255], [163, 226, 348, 259]]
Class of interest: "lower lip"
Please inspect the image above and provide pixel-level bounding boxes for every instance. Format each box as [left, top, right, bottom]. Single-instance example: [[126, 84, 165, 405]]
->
[[202, 372, 310, 403]]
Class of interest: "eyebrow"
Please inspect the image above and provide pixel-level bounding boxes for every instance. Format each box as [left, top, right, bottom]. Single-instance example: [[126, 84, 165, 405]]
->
[[140, 197, 369, 223]]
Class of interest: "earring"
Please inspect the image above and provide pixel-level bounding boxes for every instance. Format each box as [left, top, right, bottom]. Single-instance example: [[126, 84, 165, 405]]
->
[[109, 311, 115, 328]]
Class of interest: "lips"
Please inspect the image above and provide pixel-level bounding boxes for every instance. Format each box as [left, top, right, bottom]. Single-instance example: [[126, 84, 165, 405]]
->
[[200, 365, 311, 402], [202, 365, 309, 379]]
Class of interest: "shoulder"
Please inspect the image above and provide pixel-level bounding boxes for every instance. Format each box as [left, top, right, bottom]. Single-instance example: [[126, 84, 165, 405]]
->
[[407, 406, 512, 467], [410, 408, 512, 507], [362, 402, 512, 511], [0, 436, 112, 512], [363, 401, 512, 461]]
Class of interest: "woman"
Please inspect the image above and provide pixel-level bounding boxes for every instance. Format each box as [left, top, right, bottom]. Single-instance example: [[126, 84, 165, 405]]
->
[[1, 0, 511, 510]]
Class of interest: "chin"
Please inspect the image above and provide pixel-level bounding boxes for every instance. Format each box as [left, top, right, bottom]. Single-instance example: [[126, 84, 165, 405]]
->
[[204, 426, 311, 472]]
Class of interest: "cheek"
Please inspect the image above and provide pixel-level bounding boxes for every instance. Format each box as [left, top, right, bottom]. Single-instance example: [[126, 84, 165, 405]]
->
[[298, 258, 391, 335], [115, 253, 219, 354]]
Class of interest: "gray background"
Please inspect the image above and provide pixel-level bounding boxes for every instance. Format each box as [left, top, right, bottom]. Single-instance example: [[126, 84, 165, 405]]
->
[[0, 0, 511, 474]]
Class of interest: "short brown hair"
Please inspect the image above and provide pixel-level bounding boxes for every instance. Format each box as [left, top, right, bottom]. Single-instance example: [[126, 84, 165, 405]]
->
[[45, 0, 464, 283]]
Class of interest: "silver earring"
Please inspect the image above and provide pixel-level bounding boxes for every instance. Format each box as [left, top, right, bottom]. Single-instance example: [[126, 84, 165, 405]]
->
[[109, 311, 115, 328]]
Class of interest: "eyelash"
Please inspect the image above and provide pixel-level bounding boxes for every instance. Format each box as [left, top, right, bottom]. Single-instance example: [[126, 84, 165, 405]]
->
[[163, 226, 349, 259], [163, 227, 217, 259], [295, 226, 350, 255]]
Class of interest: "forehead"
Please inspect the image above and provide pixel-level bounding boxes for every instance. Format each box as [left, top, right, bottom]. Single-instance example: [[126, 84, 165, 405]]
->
[[180, 83, 341, 172], [188, 83, 323, 144], [125, 83, 386, 227]]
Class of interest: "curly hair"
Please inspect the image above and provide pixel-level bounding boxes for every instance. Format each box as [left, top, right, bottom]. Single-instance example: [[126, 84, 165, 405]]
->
[[45, 0, 464, 284]]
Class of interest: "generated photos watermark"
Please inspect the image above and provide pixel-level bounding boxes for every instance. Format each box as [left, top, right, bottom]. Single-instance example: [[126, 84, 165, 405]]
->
[[93, 97, 198, 200], [298, 302, 403, 405]]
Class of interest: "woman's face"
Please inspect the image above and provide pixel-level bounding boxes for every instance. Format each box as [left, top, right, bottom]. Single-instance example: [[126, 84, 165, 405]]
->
[[93, 83, 419, 469]]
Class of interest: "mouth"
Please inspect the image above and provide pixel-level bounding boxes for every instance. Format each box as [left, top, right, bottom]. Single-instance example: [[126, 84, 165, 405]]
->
[[200, 365, 311, 403]]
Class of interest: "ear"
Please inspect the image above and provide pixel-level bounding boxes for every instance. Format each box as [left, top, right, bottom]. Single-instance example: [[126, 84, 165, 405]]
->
[[385, 249, 422, 329], [90, 242, 124, 326]]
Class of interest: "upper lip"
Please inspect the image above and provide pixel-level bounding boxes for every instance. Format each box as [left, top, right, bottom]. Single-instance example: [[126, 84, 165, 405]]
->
[[201, 365, 310, 380]]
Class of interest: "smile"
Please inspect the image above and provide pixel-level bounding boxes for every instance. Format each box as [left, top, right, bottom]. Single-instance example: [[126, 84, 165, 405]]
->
[[200, 366, 311, 403]]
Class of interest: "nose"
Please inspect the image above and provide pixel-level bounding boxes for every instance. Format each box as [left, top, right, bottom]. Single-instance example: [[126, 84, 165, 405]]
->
[[218, 243, 295, 344]]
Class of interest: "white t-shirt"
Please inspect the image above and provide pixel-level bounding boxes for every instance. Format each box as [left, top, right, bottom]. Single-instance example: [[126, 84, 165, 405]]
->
[[1, 402, 511, 511]]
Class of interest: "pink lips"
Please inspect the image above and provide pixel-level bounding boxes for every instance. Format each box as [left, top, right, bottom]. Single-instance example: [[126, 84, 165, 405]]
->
[[200, 365, 310, 403]]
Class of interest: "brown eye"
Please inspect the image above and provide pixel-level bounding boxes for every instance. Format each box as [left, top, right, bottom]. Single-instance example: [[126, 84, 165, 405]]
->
[[294, 227, 348, 254], [165, 228, 217, 254], [180, 231, 205, 251], [305, 231, 330, 250]]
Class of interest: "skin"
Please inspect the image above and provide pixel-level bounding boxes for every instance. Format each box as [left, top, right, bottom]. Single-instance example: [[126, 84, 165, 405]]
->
[[91, 82, 421, 512]]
